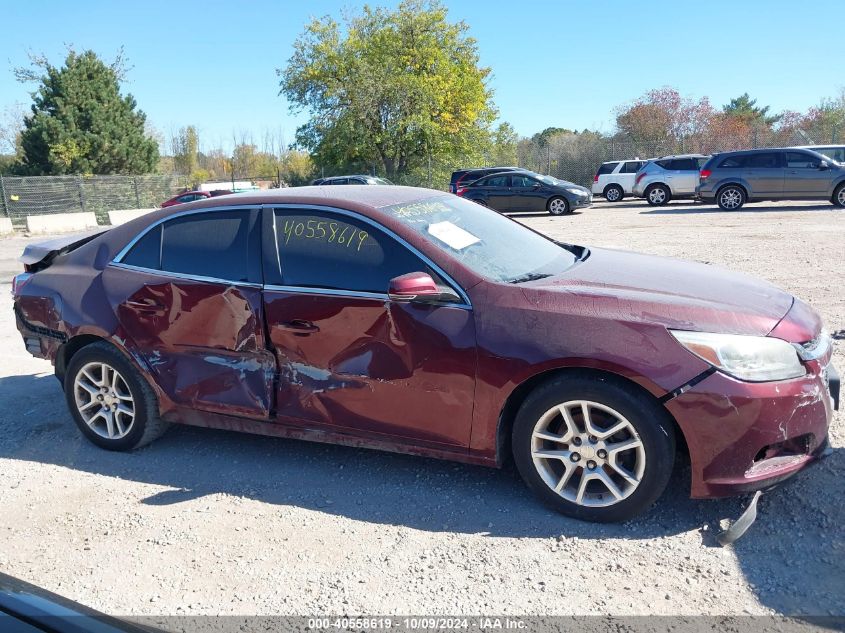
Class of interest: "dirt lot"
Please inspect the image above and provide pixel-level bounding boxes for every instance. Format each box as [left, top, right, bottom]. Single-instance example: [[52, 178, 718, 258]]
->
[[0, 199, 842, 619]]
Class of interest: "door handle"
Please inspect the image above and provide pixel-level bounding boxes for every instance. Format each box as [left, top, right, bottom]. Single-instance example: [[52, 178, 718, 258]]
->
[[125, 299, 165, 313], [277, 319, 320, 334]]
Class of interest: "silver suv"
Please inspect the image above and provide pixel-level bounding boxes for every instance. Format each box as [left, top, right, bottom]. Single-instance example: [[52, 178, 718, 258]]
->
[[632, 154, 710, 206]]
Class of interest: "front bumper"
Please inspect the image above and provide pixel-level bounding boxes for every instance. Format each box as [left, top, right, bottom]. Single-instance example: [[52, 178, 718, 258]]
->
[[665, 363, 837, 498], [571, 193, 592, 209]]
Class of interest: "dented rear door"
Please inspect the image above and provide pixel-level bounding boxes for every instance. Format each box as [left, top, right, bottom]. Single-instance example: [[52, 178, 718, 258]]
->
[[105, 207, 276, 419]]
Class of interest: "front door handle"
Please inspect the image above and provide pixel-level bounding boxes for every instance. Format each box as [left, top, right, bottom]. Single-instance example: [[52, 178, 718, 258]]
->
[[277, 319, 320, 334]]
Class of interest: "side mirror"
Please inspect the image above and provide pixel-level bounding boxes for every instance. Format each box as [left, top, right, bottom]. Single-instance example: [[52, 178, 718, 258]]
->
[[388, 272, 441, 302], [819, 161, 830, 171], [532, 183, 541, 189]]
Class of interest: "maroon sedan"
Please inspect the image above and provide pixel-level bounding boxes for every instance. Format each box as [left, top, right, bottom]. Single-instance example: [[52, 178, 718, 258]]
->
[[160, 189, 232, 208], [12, 186, 838, 522]]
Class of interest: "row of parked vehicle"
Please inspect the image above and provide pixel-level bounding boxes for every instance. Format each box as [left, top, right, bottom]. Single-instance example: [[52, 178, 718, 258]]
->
[[593, 145, 845, 210]]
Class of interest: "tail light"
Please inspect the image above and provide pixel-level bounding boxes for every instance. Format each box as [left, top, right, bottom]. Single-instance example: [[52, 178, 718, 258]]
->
[[456, 186, 467, 196], [593, 174, 599, 182], [635, 172, 646, 185], [700, 169, 712, 180], [11, 272, 33, 297]]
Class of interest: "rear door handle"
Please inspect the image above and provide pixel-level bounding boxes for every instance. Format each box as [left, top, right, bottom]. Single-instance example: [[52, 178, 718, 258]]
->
[[277, 319, 320, 334]]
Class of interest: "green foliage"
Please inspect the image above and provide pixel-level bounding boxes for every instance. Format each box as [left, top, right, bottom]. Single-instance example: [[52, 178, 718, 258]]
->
[[531, 127, 572, 147], [172, 125, 200, 176], [279, 0, 496, 179], [722, 93, 781, 127], [16, 49, 159, 175]]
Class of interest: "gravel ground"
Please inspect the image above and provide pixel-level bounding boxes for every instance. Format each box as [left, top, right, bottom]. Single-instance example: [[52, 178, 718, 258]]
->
[[0, 198, 842, 619]]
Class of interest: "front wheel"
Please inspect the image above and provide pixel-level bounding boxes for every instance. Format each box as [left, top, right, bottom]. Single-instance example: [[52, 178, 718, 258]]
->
[[547, 196, 570, 215], [717, 185, 746, 210], [833, 183, 845, 208], [65, 341, 169, 451], [512, 374, 676, 522]]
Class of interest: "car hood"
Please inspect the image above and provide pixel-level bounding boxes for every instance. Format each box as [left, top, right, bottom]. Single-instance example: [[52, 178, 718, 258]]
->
[[519, 247, 794, 336]]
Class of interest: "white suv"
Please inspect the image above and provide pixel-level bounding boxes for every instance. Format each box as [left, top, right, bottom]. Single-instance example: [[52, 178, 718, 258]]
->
[[591, 159, 647, 201], [632, 154, 710, 205]]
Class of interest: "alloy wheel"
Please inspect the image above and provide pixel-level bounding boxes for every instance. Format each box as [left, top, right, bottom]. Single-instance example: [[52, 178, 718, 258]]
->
[[648, 187, 666, 204], [719, 188, 742, 210], [838, 187, 845, 207], [530, 400, 646, 507], [549, 198, 568, 215], [606, 187, 621, 202], [73, 362, 135, 440]]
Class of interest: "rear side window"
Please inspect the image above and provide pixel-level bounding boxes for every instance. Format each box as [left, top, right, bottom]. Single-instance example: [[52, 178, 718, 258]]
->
[[274, 210, 434, 294], [122, 225, 161, 269], [511, 174, 537, 188], [785, 152, 820, 168], [620, 161, 642, 173], [479, 175, 509, 187], [597, 162, 619, 176], [719, 155, 746, 168], [121, 211, 258, 282], [655, 159, 672, 170], [668, 158, 697, 171]]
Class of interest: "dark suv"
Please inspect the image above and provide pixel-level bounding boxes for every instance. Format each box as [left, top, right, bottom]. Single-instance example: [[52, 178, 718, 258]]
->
[[698, 148, 845, 210], [449, 166, 523, 193]]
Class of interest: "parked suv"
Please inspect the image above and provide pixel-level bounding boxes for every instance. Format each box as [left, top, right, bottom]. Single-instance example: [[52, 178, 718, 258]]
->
[[632, 155, 710, 206], [450, 166, 523, 194], [592, 159, 647, 201], [698, 148, 845, 210]]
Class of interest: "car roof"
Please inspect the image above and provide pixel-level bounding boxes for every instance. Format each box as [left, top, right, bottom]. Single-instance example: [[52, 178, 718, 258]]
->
[[792, 145, 845, 150], [656, 154, 709, 159]]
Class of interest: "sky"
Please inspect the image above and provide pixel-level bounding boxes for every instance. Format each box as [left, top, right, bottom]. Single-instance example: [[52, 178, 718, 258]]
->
[[1, 0, 843, 152]]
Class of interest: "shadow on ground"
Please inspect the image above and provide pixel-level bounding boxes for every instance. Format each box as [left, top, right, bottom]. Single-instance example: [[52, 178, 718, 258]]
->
[[640, 203, 840, 215], [2, 371, 843, 615]]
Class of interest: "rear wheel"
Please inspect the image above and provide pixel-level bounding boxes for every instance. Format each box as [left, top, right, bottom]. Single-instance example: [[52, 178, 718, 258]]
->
[[547, 196, 570, 215], [833, 183, 845, 208], [512, 374, 676, 522], [65, 341, 169, 451], [645, 184, 670, 206], [717, 185, 746, 210], [604, 184, 624, 202]]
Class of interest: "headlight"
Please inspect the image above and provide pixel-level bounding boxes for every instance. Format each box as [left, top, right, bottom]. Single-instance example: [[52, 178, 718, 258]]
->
[[565, 187, 586, 196], [669, 330, 805, 382]]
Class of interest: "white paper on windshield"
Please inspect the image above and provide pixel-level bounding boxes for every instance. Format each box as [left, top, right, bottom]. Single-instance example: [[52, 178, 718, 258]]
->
[[427, 221, 480, 250]]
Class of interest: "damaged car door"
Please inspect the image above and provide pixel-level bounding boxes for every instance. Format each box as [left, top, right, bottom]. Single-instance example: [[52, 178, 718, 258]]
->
[[106, 208, 276, 419], [263, 207, 477, 447]]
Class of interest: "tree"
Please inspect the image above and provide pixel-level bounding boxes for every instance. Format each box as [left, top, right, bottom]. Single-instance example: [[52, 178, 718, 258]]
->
[[15, 48, 158, 175], [486, 122, 518, 166], [615, 87, 713, 148], [800, 90, 845, 144], [722, 93, 780, 128], [530, 127, 572, 148], [279, 0, 496, 180], [279, 150, 315, 186], [171, 125, 200, 177]]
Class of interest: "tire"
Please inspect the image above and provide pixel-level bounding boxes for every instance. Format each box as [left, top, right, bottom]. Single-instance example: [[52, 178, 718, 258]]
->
[[547, 196, 570, 215], [604, 184, 624, 202], [645, 184, 670, 206], [64, 341, 169, 451], [511, 374, 676, 523], [717, 185, 746, 211], [833, 182, 845, 208]]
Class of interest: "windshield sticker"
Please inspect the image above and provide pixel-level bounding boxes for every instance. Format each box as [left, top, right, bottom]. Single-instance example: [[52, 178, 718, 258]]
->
[[427, 221, 480, 250]]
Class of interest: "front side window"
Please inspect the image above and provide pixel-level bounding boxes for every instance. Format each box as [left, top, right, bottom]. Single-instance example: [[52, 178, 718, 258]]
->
[[121, 210, 258, 283], [274, 210, 438, 294], [785, 152, 821, 169], [383, 195, 579, 283]]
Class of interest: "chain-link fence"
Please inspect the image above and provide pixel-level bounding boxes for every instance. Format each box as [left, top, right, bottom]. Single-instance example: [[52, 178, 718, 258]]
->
[[0, 174, 190, 228]]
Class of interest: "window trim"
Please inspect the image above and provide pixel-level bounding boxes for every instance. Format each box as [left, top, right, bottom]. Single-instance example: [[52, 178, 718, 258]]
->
[[111, 204, 263, 287], [268, 204, 472, 309]]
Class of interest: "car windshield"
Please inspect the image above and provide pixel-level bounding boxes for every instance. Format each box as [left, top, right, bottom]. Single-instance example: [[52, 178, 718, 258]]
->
[[534, 174, 567, 186], [382, 195, 581, 283]]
